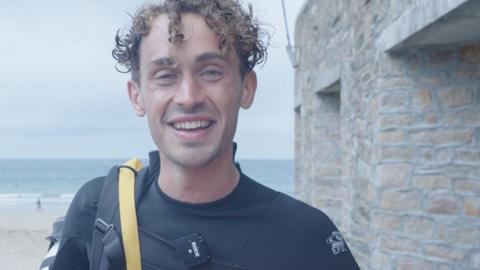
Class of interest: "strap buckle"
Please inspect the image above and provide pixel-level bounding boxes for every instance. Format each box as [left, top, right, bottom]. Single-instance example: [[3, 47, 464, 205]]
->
[[94, 218, 126, 268], [94, 218, 113, 235]]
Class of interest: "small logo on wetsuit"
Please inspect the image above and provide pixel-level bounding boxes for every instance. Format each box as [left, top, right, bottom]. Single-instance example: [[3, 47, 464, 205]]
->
[[188, 241, 201, 258], [326, 231, 347, 255]]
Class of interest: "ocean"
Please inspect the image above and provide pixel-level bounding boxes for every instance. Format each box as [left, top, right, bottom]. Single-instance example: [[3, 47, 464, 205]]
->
[[0, 159, 293, 208]]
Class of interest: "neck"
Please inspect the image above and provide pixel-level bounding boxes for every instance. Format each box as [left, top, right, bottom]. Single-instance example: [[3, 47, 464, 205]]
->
[[157, 149, 240, 204]]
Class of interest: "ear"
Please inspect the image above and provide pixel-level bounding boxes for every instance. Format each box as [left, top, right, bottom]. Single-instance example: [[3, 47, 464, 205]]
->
[[127, 80, 146, 117], [240, 71, 257, 109]]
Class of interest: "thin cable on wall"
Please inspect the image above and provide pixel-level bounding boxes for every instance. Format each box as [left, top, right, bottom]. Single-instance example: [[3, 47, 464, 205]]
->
[[281, 0, 299, 68]]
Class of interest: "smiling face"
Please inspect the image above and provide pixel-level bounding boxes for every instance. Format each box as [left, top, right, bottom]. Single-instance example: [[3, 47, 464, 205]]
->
[[128, 13, 257, 169]]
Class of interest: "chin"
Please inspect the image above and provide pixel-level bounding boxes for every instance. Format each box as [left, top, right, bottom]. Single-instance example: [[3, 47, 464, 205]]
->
[[170, 145, 220, 169]]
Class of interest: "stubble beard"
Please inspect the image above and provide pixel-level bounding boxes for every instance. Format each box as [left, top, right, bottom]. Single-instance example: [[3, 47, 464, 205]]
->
[[163, 140, 221, 169]]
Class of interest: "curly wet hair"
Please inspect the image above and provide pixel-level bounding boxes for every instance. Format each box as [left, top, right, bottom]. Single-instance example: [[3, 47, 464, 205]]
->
[[112, 0, 269, 83]]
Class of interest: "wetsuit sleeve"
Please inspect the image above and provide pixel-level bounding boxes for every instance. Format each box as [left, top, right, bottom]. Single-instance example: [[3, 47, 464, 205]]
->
[[282, 195, 360, 270], [51, 177, 105, 270], [311, 210, 360, 269], [241, 193, 360, 270]]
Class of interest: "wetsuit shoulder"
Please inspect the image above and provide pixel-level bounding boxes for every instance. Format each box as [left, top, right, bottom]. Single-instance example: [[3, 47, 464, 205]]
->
[[272, 193, 337, 229], [52, 176, 106, 270], [67, 176, 105, 220], [240, 192, 360, 270]]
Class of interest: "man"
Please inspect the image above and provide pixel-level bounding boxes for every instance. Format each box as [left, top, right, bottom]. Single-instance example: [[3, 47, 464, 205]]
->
[[52, 0, 360, 269]]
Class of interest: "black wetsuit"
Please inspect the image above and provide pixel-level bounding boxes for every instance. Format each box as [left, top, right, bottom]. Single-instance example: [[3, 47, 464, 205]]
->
[[52, 151, 359, 270]]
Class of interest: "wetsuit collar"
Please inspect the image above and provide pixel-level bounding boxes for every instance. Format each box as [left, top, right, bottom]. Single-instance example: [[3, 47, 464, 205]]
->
[[147, 142, 239, 169]]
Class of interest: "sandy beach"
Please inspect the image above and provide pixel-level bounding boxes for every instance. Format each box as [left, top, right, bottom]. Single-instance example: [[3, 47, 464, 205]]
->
[[0, 206, 68, 270]]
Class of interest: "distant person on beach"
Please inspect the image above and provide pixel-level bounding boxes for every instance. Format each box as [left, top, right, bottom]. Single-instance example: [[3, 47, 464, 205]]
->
[[51, 1, 359, 269], [36, 198, 42, 211]]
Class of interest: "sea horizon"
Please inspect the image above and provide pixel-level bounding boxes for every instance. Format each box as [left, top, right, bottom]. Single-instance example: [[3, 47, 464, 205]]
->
[[0, 158, 294, 209]]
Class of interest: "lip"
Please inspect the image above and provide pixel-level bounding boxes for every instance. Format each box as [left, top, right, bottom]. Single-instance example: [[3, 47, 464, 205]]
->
[[166, 115, 216, 141], [167, 115, 215, 125]]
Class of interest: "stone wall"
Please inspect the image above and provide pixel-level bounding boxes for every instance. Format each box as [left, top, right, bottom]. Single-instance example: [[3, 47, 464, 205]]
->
[[294, 1, 480, 269]]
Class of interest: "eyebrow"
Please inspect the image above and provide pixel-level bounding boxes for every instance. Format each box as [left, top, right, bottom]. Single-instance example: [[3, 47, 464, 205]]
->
[[195, 52, 228, 63], [149, 57, 176, 67], [148, 52, 227, 68]]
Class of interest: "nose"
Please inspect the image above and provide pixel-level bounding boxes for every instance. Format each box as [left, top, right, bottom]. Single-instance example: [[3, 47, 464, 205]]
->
[[174, 73, 205, 108]]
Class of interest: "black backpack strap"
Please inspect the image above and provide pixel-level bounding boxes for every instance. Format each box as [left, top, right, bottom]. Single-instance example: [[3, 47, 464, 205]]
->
[[89, 164, 150, 270], [89, 165, 121, 270]]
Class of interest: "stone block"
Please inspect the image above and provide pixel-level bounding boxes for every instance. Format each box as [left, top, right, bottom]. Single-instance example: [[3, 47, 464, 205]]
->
[[380, 91, 410, 112], [459, 44, 480, 64], [380, 146, 416, 161], [370, 251, 392, 270], [416, 74, 444, 88], [418, 148, 434, 163], [464, 197, 480, 217], [412, 89, 433, 111], [376, 163, 412, 188], [455, 149, 480, 164], [380, 55, 407, 77], [449, 62, 480, 81], [444, 111, 463, 126], [438, 223, 447, 241], [411, 129, 473, 145], [380, 190, 422, 212], [364, 176, 377, 199], [419, 113, 441, 127], [311, 183, 347, 198], [377, 77, 415, 91], [357, 157, 372, 179], [454, 180, 480, 194], [372, 213, 403, 231], [413, 174, 450, 190], [424, 244, 465, 262], [436, 148, 452, 164], [378, 114, 416, 128], [379, 234, 422, 253], [425, 193, 460, 215], [313, 143, 341, 163], [438, 86, 475, 109], [427, 51, 455, 66], [378, 130, 408, 144], [315, 165, 342, 177], [447, 225, 480, 247], [465, 111, 480, 126], [405, 52, 422, 72], [404, 216, 435, 239], [396, 256, 434, 270], [437, 165, 477, 178], [326, 129, 341, 140]]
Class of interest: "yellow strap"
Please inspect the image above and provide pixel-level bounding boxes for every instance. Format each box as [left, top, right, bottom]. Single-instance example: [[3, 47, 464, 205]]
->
[[119, 158, 144, 270]]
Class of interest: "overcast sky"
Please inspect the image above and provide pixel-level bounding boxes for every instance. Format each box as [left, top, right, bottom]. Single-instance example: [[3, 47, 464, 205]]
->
[[0, 0, 305, 159]]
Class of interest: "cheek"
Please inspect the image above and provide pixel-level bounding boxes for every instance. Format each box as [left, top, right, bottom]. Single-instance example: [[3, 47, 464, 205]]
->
[[142, 92, 169, 126], [221, 95, 242, 124], [145, 88, 168, 111]]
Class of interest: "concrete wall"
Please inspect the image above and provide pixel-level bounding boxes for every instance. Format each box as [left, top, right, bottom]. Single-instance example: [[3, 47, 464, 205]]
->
[[294, 1, 480, 269]]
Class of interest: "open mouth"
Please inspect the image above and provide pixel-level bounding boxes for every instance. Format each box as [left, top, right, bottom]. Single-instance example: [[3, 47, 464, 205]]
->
[[170, 120, 215, 131]]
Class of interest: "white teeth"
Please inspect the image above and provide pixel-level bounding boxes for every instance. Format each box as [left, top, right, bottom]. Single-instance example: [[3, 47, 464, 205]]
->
[[173, 121, 210, 130]]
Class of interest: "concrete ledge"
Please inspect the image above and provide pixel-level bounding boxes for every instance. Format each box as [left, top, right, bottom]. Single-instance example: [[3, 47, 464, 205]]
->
[[314, 65, 341, 94], [378, 0, 480, 52]]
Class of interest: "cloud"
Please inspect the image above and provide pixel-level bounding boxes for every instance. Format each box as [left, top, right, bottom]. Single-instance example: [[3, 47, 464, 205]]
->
[[0, 0, 304, 159]]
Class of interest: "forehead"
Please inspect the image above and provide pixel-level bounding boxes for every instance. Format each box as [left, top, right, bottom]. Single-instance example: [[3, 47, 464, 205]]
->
[[139, 13, 236, 66]]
